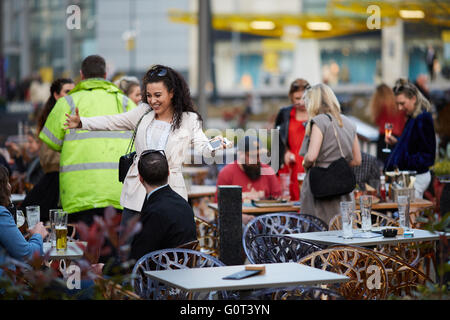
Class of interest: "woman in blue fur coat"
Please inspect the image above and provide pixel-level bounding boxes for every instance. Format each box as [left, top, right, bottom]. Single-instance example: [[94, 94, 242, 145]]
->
[[385, 79, 436, 199]]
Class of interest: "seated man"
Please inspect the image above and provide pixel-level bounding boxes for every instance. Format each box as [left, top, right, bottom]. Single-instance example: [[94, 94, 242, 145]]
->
[[129, 150, 197, 261], [352, 152, 383, 191], [215, 135, 281, 224]]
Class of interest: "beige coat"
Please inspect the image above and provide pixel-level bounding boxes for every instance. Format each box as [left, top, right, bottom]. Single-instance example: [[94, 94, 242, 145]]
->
[[80, 103, 212, 211]]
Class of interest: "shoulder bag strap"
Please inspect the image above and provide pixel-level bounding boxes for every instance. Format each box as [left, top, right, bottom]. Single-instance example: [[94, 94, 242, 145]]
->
[[327, 114, 345, 158], [124, 108, 152, 154]]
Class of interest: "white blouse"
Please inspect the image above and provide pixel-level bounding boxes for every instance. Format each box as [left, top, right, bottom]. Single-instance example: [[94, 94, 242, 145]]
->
[[146, 119, 171, 150]]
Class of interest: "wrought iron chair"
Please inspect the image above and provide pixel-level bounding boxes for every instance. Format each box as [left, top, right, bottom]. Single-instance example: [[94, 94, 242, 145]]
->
[[176, 240, 199, 250], [245, 234, 323, 264], [354, 246, 433, 297], [246, 285, 344, 300], [131, 248, 227, 300], [194, 216, 219, 257], [299, 245, 389, 300], [242, 212, 327, 263]]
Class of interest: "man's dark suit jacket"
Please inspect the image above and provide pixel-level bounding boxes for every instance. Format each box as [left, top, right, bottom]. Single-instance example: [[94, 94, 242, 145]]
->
[[129, 185, 197, 261]]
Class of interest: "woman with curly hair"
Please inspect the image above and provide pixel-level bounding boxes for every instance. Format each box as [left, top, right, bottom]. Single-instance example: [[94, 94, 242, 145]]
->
[[64, 65, 227, 229]]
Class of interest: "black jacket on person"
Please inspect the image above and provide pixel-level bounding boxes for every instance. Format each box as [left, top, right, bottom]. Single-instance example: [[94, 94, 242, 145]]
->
[[274, 106, 292, 171], [129, 185, 197, 261]]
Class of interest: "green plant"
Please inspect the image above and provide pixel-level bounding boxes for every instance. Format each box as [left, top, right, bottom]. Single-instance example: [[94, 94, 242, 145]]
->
[[433, 160, 450, 177]]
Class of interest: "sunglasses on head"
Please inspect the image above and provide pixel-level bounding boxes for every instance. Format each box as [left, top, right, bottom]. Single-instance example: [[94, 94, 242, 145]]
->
[[140, 149, 166, 159], [149, 67, 168, 78]]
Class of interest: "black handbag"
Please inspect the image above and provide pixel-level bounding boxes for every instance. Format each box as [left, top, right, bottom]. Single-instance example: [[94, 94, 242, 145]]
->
[[118, 110, 151, 183], [309, 115, 356, 199]]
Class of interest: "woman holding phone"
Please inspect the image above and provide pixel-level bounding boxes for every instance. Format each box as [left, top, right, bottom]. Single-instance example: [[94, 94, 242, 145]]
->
[[64, 65, 228, 228]]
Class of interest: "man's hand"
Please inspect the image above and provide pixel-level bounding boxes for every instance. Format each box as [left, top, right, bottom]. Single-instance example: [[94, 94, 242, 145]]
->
[[64, 107, 82, 130]]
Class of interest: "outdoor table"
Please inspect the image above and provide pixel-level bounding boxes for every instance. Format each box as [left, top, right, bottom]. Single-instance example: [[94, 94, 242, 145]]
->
[[143, 262, 349, 293], [10, 193, 26, 204], [286, 228, 449, 247], [43, 241, 87, 260], [208, 202, 300, 215], [355, 199, 433, 211], [188, 185, 216, 200]]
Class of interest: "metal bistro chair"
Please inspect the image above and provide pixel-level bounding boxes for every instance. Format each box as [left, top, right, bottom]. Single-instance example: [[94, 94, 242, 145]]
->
[[194, 216, 219, 257], [246, 285, 344, 300], [131, 248, 227, 300], [242, 212, 328, 264], [354, 246, 433, 297], [246, 234, 323, 264], [299, 245, 389, 300]]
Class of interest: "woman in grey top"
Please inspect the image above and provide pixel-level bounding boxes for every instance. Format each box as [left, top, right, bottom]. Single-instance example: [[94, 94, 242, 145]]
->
[[300, 84, 362, 225]]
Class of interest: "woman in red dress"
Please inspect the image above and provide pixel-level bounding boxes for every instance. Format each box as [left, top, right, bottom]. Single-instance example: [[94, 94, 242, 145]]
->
[[369, 83, 406, 164], [274, 79, 311, 201]]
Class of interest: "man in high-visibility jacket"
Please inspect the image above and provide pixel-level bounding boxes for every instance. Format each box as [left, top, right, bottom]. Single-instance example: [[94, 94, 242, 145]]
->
[[39, 55, 136, 225]]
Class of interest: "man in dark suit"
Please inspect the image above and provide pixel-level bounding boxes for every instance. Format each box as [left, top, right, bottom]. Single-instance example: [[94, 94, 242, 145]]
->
[[129, 150, 197, 261]]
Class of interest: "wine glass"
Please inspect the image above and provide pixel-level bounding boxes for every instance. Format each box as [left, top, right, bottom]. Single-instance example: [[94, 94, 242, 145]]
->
[[382, 123, 393, 153]]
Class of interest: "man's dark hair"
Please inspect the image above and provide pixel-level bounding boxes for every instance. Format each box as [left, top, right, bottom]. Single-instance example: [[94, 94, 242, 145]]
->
[[138, 151, 169, 186], [81, 55, 106, 79]]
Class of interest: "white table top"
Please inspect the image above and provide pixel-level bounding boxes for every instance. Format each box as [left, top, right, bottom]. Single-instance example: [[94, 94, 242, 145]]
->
[[10, 194, 26, 203], [43, 241, 87, 260], [143, 262, 349, 292], [287, 228, 450, 247]]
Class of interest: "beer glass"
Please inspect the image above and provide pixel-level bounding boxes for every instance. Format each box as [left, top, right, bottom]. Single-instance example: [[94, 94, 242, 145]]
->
[[16, 210, 27, 234], [49, 209, 60, 247], [340, 201, 354, 239], [26, 205, 40, 229], [396, 195, 410, 230], [359, 195, 372, 232], [55, 210, 68, 251]]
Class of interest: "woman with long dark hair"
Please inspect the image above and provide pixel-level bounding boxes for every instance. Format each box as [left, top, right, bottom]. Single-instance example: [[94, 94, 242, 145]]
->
[[20, 78, 74, 221], [274, 78, 311, 201], [64, 65, 227, 233], [0, 164, 48, 277]]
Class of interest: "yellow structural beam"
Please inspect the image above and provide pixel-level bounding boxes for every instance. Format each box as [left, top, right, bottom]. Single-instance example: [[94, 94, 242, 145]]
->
[[168, 9, 394, 39], [168, 1, 449, 39]]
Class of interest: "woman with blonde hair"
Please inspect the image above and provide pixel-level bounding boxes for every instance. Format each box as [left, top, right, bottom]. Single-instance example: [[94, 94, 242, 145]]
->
[[385, 78, 436, 199], [369, 83, 406, 164], [299, 83, 361, 225]]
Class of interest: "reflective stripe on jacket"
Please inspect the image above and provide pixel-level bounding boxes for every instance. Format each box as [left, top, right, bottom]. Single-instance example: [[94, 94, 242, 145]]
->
[[38, 78, 136, 213]]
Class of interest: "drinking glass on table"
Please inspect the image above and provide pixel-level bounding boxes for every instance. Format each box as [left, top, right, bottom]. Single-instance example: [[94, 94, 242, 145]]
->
[[55, 210, 68, 251], [49, 209, 61, 247], [382, 123, 393, 153], [359, 195, 372, 232], [396, 195, 410, 230], [340, 201, 354, 239], [16, 209, 27, 234], [25, 205, 40, 229]]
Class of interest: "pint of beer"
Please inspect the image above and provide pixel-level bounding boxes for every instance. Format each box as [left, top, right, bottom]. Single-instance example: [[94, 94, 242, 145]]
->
[[55, 210, 68, 251], [55, 225, 68, 250]]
